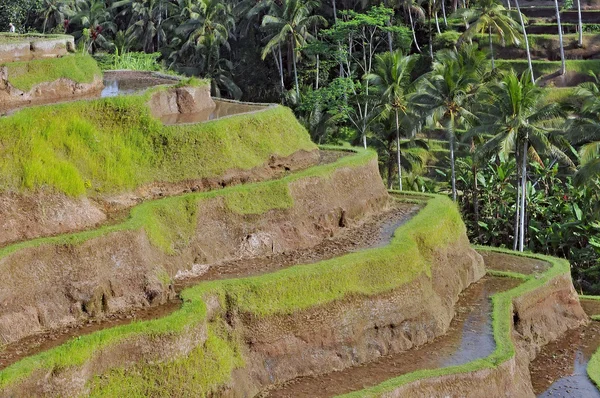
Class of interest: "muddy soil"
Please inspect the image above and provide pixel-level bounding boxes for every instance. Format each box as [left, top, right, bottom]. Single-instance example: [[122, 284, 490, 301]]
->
[[175, 201, 419, 288], [531, 322, 600, 397], [479, 251, 550, 275], [260, 276, 522, 398], [101, 71, 177, 97], [0, 149, 327, 249], [0, 199, 416, 372], [582, 299, 600, 317]]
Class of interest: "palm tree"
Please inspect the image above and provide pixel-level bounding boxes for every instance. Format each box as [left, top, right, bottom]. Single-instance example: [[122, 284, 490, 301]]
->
[[512, 0, 534, 81], [569, 76, 600, 185], [70, 0, 116, 52], [554, 0, 566, 75], [411, 45, 485, 201], [113, 0, 173, 53], [261, 0, 326, 99], [468, 71, 572, 251], [367, 51, 417, 190], [39, 0, 73, 33], [394, 0, 425, 53], [454, 0, 522, 69], [576, 0, 583, 47], [170, 0, 241, 98]]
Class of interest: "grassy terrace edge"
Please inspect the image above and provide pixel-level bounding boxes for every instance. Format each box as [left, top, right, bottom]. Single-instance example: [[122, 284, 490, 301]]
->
[[0, 82, 314, 196], [0, 171, 467, 394], [582, 295, 600, 386], [1, 54, 101, 92], [337, 246, 571, 398]]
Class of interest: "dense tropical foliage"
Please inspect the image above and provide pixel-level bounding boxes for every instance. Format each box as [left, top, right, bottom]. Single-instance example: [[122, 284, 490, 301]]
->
[[3, 0, 600, 291]]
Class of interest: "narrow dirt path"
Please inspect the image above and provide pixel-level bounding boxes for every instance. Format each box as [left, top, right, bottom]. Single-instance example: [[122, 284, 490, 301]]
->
[[0, 199, 419, 372], [260, 276, 521, 398]]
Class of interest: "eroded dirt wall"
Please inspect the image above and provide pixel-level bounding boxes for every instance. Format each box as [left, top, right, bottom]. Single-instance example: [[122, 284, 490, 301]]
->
[[0, 73, 104, 114], [0, 158, 387, 345], [0, 36, 74, 63], [0, 150, 319, 248], [227, 236, 485, 396], [367, 268, 588, 397]]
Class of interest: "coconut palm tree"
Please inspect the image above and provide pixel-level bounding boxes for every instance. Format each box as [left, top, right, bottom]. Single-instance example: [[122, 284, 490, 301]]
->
[[70, 0, 116, 52], [394, 0, 425, 53], [113, 0, 173, 53], [39, 0, 73, 33], [569, 76, 600, 185], [367, 51, 417, 190], [170, 0, 241, 98], [468, 71, 572, 251], [576, 0, 583, 47], [554, 0, 566, 75], [411, 45, 485, 201], [261, 0, 326, 99], [454, 0, 522, 69], [512, 0, 534, 81]]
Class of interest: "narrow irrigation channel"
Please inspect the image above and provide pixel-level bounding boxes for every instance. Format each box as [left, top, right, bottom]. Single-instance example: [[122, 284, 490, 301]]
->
[[532, 302, 600, 398], [0, 198, 420, 371], [260, 275, 521, 398]]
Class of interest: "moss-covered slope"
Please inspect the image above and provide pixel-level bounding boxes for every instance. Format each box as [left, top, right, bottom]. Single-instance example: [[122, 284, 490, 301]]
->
[[1, 54, 101, 92], [0, 95, 316, 196]]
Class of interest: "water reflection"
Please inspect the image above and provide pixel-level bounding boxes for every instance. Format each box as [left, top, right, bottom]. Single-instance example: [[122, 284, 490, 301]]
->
[[101, 75, 175, 98], [538, 350, 600, 397], [160, 100, 268, 125]]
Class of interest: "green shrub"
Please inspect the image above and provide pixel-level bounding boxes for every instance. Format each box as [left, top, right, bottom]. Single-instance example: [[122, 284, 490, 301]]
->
[[433, 31, 460, 51]]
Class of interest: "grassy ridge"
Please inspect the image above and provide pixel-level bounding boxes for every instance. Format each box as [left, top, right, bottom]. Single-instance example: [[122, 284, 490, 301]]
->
[[338, 247, 570, 398], [497, 59, 600, 77], [0, 93, 315, 196], [2, 54, 100, 92], [0, 183, 467, 395]]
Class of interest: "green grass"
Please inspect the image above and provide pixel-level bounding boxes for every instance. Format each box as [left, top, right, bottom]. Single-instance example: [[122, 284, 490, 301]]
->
[[0, 92, 315, 196], [0, 182, 467, 395], [2, 54, 100, 92], [497, 59, 600, 78], [0, 33, 72, 44], [94, 51, 163, 72], [337, 247, 570, 398]]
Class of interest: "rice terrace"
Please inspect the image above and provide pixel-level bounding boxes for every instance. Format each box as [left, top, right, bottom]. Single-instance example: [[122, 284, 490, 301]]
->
[[2, 0, 600, 396]]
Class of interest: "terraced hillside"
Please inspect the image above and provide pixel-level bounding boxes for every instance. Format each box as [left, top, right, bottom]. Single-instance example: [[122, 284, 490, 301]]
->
[[0, 35, 598, 396]]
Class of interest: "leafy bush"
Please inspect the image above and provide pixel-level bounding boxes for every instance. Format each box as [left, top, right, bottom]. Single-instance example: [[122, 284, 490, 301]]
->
[[94, 51, 163, 72], [433, 31, 460, 51]]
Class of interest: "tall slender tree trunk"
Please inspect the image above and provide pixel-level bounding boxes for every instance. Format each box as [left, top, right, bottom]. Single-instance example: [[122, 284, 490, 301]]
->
[[513, 144, 521, 251], [489, 25, 495, 69], [408, 8, 422, 53], [441, 0, 448, 25], [514, 0, 535, 82], [519, 140, 528, 252], [449, 112, 457, 201], [435, 10, 441, 33], [396, 109, 403, 191], [291, 37, 300, 99], [473, 163, 480, 237], [388, 141, 395, 189], [278, 45, 285, 88], [576, 0, 583, 47], [315, 27, 320, 89], [555, 0, 566, 75], [385, 0, 394, 52], [506, 0, 512, 10], [332, 0, 337, 21], [428, 0, 434, 58]]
